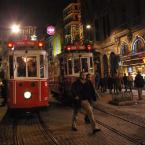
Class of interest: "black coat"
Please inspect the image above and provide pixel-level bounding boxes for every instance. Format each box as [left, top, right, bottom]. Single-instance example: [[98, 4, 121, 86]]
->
[[134, 74, 144, 88], [71, 79, 88, 101], [71, 79, 87, 108], [84, 80, 97, 101]]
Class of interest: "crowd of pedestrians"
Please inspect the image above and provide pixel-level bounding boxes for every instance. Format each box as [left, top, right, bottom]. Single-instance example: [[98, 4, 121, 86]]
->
[[95, 71, 145, 100]]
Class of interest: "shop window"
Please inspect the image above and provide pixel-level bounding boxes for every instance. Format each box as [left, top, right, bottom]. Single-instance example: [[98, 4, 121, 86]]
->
[[132, 37, 145, 53]]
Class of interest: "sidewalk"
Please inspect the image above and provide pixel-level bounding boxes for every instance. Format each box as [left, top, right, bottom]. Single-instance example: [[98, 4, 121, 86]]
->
[[96, 89, 145, 126]]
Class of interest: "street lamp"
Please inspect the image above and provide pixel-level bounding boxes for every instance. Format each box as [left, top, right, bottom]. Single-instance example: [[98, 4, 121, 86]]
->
[[86, 24, 91, 29], [11, 24, 20, 33], [85, 24, 92, 43]]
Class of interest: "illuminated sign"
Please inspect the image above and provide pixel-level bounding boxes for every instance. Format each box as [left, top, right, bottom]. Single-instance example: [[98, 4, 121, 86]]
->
[[47, 26, 55, 35], [8, 40, 44, 47], [128, 66, 133, 73], [64, 44, 93, 51], [53, 34, 61, 56]]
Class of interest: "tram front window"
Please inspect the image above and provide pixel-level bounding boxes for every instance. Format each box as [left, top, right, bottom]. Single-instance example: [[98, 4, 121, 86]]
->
[[81, 58, 88, 72], [68, 59, 72, 74], [27, 56, 37, 77], [90, 57, 93, 73], [40, 55, 44, 78], [17, 57, 26, 77], [74, 58, 80, 73]]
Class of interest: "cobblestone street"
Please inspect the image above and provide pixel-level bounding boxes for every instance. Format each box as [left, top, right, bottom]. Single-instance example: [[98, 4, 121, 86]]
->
[[0, 99, 145, 145], [0, 90, 145, 145]]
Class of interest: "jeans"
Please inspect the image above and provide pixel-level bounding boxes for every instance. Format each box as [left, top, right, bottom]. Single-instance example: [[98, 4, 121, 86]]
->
[[72, 100, 97, 130]]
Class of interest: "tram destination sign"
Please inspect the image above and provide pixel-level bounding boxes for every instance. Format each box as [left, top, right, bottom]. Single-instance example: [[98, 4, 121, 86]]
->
[[14, 40, 37, 46], [65, 44, 93, 51]]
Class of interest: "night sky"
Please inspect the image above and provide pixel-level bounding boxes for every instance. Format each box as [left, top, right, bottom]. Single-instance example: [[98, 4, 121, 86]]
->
[[0, 0, 72, 28]]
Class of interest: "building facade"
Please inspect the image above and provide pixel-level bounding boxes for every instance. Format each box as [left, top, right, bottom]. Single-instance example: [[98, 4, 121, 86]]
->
[[21, 26, 37, 40], [63, 0, 82, 45], [80, 0, 145, 78]]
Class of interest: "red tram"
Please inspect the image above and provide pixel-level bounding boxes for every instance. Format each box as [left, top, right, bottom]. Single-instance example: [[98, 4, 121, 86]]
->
[[48, 45, 95, 104], [4, 40, 49, 109]]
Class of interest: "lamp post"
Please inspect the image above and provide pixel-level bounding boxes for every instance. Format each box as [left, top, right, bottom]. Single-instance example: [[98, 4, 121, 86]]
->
[[11, 24, 20, 34], [10, 24, 21, 41], [86, 24, 91, 29], [86, 24, 92, 43]]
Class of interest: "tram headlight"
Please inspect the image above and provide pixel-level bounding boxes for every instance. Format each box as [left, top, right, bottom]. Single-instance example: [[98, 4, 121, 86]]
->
[[24, 91, 32, 99]]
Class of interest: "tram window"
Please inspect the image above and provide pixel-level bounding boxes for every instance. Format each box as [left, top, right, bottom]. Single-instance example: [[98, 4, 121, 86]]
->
[[90, 57, 93, 73], [27, 56, 37, 77], [81, 58, 88, 72], [40, 55, 44, 78], [17, 57, 26, 77], [74, 58, 80, 73], [68, 59, 72, 74], [9, 56, 14, 79], [64, 62, 67, 75]]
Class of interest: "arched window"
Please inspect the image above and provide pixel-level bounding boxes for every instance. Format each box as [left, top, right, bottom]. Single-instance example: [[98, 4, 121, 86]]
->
[[132, 36, 145, 54], [103, 54, 108, 77], [120, 43, 128, 56]]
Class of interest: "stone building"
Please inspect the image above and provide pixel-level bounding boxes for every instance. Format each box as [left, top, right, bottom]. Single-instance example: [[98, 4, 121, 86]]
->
[[63, 0, 82, 45], [80, 0, 145, 78]]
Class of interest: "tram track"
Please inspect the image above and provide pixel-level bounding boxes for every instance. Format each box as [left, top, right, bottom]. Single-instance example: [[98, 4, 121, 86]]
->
[[15, 111, 61, 145], [0, 110, 62, 145], [36, 111, 61, 145], [94, 107, 145, 145], [1, 104, 145, 145], [94, 106, 145, 128]]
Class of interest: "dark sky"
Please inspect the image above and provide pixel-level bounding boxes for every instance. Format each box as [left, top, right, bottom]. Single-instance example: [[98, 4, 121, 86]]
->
[[0, 0, 72, 28]]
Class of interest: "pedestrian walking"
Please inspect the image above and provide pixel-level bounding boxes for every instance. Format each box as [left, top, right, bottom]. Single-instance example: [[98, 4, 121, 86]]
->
[[123, 73, 128, 91], [103, 74, 108, 92], [95, 72, 100, 90], [84, 73, 100, 124], [127, 73, 133, 92], [134, 71, 144, 100], [71, 72, 100, 134], [100, 78, 104, 92], [108, 74, 113, 94]]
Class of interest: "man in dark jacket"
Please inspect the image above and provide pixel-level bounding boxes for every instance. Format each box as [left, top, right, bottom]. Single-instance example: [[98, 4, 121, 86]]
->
[[84, 73, 99, 124], [134, 71, 144, 100], [123, 73, 128, 92], [85, 73, 97, 102], [71, 72, 100, 134], [108, 74, 113, 94]]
